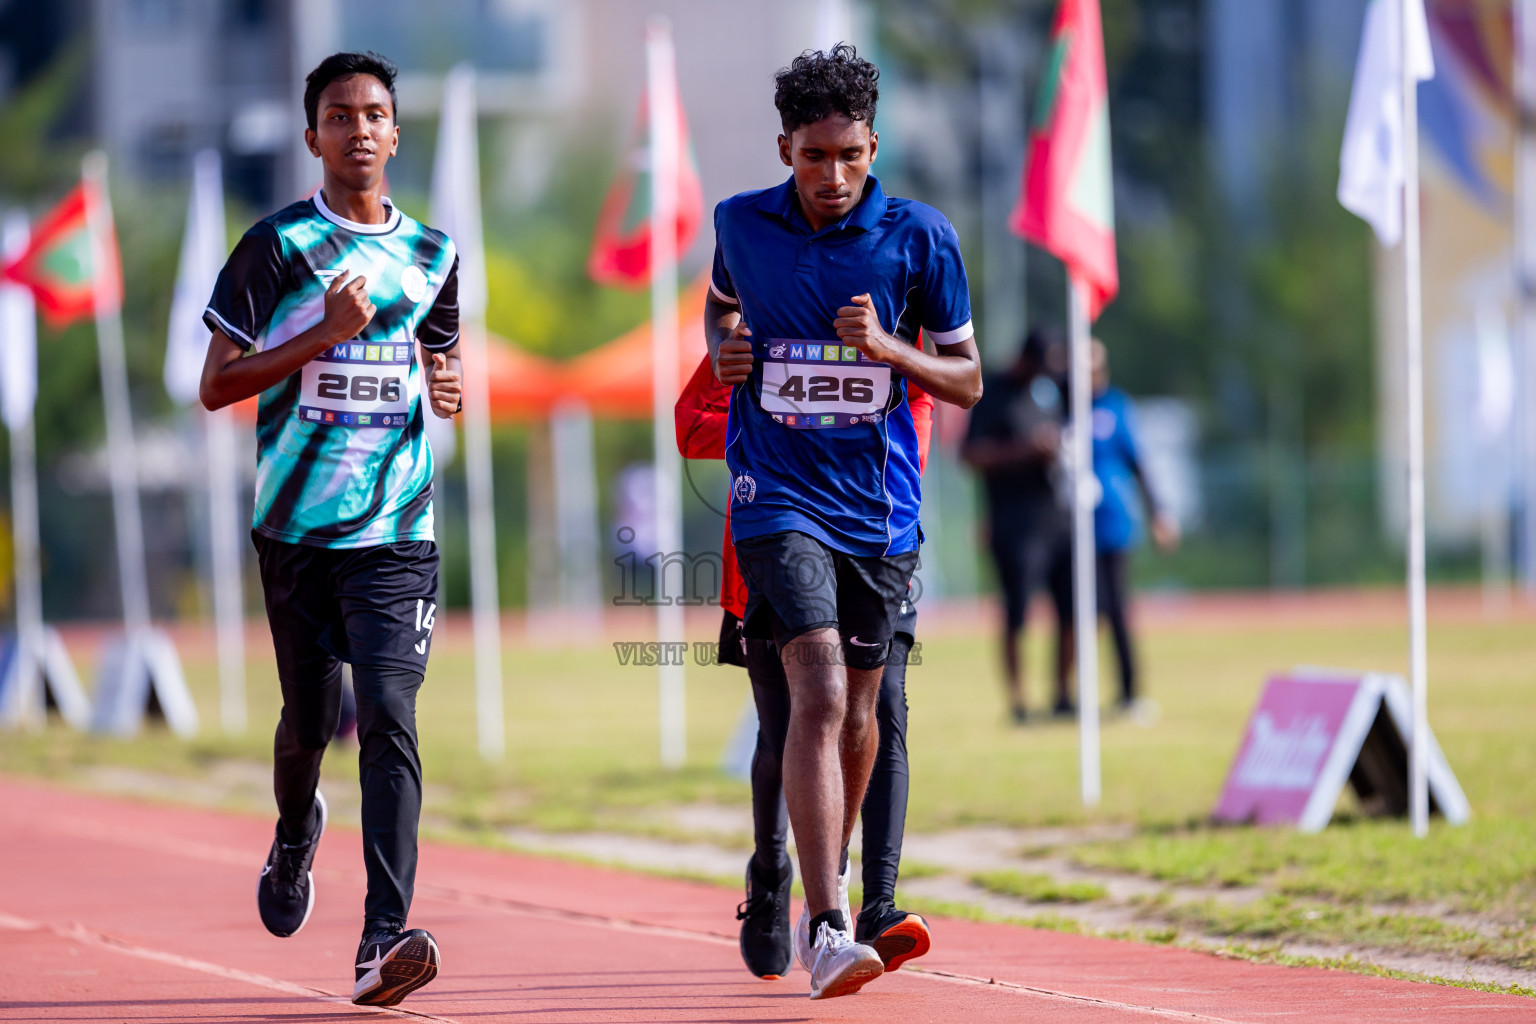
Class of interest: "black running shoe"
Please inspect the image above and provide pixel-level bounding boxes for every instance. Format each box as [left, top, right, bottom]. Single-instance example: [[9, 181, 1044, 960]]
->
[[353, 927, 440, 1006], [855, 901, 931, 972], [736, 857, 793, 979], [256, 790, 327, 937]]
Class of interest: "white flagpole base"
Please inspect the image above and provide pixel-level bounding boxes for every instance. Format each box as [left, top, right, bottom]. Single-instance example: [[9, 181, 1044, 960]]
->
[[0, 626, 90, 731], [89, 627, 197, 738]]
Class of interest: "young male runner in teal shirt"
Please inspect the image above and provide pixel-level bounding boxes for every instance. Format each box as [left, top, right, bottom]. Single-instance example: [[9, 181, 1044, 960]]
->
[[200, 51, 460, 1008]]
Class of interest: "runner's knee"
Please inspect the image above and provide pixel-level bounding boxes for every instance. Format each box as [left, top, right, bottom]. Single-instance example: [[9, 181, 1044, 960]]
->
[[280, 705, 338, 752], [352, 665, 423, 739]]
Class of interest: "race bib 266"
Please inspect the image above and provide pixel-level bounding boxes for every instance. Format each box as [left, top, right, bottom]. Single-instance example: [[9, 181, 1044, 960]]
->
[[299, 341, 415, 428]]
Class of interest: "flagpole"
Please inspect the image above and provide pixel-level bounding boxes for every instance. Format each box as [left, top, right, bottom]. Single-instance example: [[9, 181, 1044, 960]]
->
[[9, 410, 43, 726], [1068, 275, 1101, 807], [648, 18, 686, 769], [464, 320, 504, 761], [2, 211, 42, 729], [1515, 0, 1536, 597], [1400, 0, 1429, 839], [176, 148, 244, 734], [432, 65, 505, 762], [82, 152, 152, 640], [206, 405, 245, 733]]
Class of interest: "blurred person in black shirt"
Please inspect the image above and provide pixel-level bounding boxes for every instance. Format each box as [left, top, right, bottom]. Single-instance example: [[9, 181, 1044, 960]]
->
[[962, 330, 1074, 723]]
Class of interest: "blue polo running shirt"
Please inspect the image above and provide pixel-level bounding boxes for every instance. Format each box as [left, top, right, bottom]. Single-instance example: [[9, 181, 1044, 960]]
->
[[1091, 386, 1144, 553], [711, 175, 973, 556]]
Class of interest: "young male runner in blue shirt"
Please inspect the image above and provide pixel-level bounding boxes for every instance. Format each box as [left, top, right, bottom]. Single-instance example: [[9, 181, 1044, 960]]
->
[[199, 52, 459, 1008], [706, 44, 981, 1000]]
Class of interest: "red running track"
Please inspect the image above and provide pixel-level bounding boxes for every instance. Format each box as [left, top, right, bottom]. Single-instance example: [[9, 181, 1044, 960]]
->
[[1, 776, 1531, 1023]]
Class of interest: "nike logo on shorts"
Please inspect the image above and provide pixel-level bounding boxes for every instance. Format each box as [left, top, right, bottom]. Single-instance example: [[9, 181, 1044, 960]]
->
[[847, 636, 880, 647]]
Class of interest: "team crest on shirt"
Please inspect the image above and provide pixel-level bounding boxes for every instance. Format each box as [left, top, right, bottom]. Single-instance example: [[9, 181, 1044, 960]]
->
[[732, 474, 757, 504], [400, 265, 429, 303]]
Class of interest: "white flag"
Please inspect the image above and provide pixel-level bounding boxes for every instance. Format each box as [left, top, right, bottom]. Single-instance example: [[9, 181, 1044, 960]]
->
[[424, 64, 489, 468], [1338, 0, 1436, 247], [166, 150, 226, 404], [0, 211, 36, 432]]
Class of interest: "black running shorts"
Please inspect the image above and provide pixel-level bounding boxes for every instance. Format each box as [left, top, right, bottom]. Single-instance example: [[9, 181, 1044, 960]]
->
[[736, 530, 919, 670], [253, 533, 440, 676]]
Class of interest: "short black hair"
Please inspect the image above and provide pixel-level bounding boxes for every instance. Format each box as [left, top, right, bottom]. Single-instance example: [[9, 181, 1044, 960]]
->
[[304, 51, 398, 132], [773, 43, 879, 137]]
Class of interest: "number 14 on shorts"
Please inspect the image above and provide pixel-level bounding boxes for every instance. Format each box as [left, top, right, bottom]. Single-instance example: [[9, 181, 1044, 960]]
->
[[414, 599, 435, 656]]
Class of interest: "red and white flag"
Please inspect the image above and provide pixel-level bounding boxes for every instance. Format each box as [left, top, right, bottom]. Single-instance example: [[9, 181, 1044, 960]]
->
[[1, 176, 122, 328], [1011, 0, 1118, 320], [587, 69, 703, 288]]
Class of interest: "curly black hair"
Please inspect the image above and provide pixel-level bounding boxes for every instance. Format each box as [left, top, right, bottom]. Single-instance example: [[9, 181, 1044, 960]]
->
[[773, 43, 880, 136], [304, 51, 398, 131]]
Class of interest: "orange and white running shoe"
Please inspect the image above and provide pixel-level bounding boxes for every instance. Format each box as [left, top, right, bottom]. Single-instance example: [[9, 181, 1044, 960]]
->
[[856, 903, 932, 972]]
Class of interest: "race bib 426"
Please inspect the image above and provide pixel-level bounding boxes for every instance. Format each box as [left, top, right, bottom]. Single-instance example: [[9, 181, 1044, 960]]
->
[[759, 339, 892, 429], [299, 341, 415, 428]]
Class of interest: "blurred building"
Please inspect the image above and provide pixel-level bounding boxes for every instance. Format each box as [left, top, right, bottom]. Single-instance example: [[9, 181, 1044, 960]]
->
[[0, 0, 78, 100], [1204, 0, 1369, 220], [89, 0, 292, 208], [83, 0, 871, 241]]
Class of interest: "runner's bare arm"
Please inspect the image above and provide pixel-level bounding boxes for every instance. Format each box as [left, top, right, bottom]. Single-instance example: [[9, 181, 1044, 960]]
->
[[199, 271, 375, 411], [833, 294, 982, 408], [705, 292, 754, 385], [1130, 455, 1181, 551], [425, 346, 462, 418]]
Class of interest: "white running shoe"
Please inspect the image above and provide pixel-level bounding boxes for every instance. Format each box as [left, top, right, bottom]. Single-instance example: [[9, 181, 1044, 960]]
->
[[794, 906, 812, 973], [837, 855, 852, 934], [794, 857, 855, 973], [808, 921, 884, 1000]]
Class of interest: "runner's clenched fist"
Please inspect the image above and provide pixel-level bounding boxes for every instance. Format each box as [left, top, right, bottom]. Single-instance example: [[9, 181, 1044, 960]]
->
[[833, 294, 901, 364], [427, 352, 461, 418], [714, 319, 755, 385], [320, 269, 375, 344]]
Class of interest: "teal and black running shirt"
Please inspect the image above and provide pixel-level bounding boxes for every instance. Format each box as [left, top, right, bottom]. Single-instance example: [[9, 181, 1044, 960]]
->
[[203, 192, 459, 549]]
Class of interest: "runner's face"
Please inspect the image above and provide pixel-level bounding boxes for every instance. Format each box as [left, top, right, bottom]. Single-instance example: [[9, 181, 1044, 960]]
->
[[779, 115, 877, 231], [305, 75, 398, 192]]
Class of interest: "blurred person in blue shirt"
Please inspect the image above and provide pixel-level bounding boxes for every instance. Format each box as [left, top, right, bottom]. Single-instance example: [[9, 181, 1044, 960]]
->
[[1060, 340, 1179, 716]]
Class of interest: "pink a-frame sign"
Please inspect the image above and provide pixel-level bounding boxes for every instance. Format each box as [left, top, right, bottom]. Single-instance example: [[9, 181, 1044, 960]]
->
[[1213, 670, 1469, 832]]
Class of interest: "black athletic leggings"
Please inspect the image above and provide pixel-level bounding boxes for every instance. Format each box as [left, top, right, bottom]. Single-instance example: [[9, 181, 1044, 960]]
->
[[744, 634, 912, 909], [273, 661, 423, 934], [1096, 550, 1136, 704]]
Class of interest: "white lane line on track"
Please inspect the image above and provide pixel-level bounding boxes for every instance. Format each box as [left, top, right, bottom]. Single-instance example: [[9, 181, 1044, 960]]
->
[[31, 812, 1253, 1020], [415, 885, 1261, 1021], [0, 911, 460, 1024], [414, 881, 736, 948], [905, 966, 1250, 1023]]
